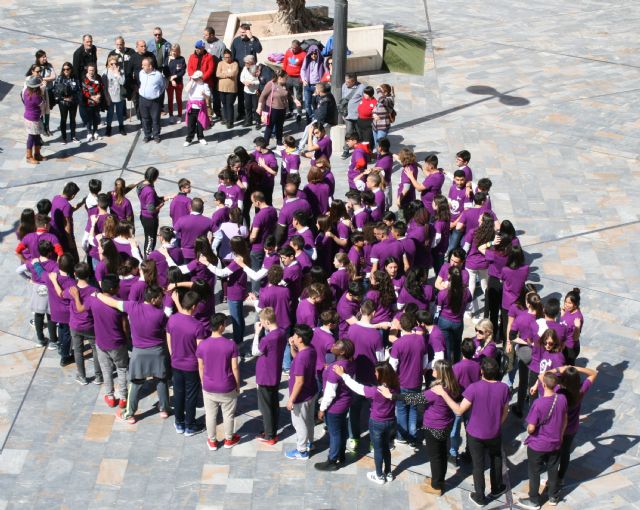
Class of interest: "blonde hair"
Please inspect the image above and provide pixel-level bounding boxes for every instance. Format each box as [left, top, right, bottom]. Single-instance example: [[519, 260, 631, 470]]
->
[[171, 43, 181, 56], [476, 319, 494, 341], [367, 168, 385, 190], [106, 56, 118, 67]]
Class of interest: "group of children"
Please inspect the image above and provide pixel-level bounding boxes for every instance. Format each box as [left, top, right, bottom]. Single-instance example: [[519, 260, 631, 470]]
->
[[14, 131, 596, 508]]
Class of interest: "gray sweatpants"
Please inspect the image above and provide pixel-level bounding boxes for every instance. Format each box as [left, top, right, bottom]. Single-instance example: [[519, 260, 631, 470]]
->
[[291, 396, 317, 452], [96, 345, 129, 398]]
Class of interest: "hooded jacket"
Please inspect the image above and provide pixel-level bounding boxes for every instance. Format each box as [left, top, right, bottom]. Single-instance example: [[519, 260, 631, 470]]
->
[[300, 45, 327, 84]]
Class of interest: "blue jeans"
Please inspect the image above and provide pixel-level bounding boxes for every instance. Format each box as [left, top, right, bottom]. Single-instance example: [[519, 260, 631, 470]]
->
[[282, 343, 292, 371], [227, 300, 245, 348], [373, 129, 388, 145], [348, 393, 369, 439], [173, 368, 200, 428], [445, 228, 464, 258], [250, 250, 264, 295], [106, 100, 125, 127], [57, 323, 72, 357], [449, 411, 470, 456], [325, 411, 348, 462], [396, 387, 421, 443], [369, 418, 396, 477], [303, 84, 317, 120], [438, 316, 464, 362]]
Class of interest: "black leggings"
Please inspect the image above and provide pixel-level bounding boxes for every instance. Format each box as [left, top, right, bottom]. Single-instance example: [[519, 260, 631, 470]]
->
[[485, 276, 507, 343], [34, 312, 56, 343], [140, 215, 159, 256], [58, 101, 78, 139], [558, 432, 575, 480], [264, 108, 285, 145]]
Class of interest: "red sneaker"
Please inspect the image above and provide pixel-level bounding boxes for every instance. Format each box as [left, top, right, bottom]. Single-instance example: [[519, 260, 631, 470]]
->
[[257, 434, 278, 445], [115, 408, 136, 424], [207, 438, 219, 451], [118, 398, 127, 409], [224, 434, 241, 448], [104, 395, 117, 408]]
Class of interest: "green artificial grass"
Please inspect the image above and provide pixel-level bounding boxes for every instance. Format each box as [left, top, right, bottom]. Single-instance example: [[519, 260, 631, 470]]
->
[[382, 29, 426, 75]]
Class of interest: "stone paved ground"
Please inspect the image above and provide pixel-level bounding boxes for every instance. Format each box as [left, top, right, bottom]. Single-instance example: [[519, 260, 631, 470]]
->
[[0, 0, 639, 509]]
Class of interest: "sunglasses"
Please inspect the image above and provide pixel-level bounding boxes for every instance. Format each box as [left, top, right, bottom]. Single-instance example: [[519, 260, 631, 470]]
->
[[475, 329, 485, 334], [63, 67, 71, 71]]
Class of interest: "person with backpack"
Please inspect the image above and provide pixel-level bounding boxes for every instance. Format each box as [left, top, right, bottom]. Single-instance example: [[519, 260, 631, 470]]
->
[[372, 84, 395, 145]]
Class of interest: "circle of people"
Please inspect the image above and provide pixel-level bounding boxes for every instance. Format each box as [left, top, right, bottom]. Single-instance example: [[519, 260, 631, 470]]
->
[[16, 26, 594, 510]]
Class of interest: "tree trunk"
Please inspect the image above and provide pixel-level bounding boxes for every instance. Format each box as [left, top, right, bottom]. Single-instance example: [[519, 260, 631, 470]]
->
[[273, 0, 317, 34]]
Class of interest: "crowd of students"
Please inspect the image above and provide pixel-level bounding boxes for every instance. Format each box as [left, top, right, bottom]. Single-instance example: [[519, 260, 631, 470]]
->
[[15, 31, 597, 510]]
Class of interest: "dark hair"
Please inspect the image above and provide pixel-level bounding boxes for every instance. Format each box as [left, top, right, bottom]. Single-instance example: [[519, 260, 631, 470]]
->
[[192, 279, 213, 301], [230, 236, 250, 265], [499, 219, 516, 239], [36, 198, 52, 215], [267, 264, 284, 285], [543, 298, 561, 319], [345, 132, 360, 142], [118, 257, 139, 277], [328, 199, 350, 226], [526, 291, 544, 319], [191, 197, 204, 213], [472, 191, 487, 206], [449, 247, 466, 262], [416, 309, 433, 326], [88, 179, 102, 194], [211, 312, 228, 331], [181, 290, 200, 311], [565, 288, 581, 308], [347, 281, 363, 298], [293, 324, 313, 345], [292, 210, 308, 227], [279, 245, 295, 258], [223, 49, 232, 56], [461, 338, 476, 360], [477, 177, 492, 192], [433, 195, 450, 223], [58, 253, 75, 275], [253, 136, 267, 148], [453, 169, 466, 180], [63, 182, 80, 198], [100, 238, 120, 275], [214, 191, 226, 204], [360, 299, 376, 316], [560, 367, 581, 408], [404, 267, 428, 301], [447, 266, 464, 314], [377, 138, 390, 152], [456, 150, 471, 163], [399, 313, 417, 332], [473, 212, 495, 246], [140, 259, 158, 286], [506, 244, 525, 269], [372, 270, 396, 308], [74, 262, 91, 280], [363, 85, 375, 97], [538, 328, 561, 352], [144, 167, 160, 182], [159, 225, 176, 242], [374, 361, 400, 390], [37, 239, 54, 258], [334, 338, 355, 360], [195, 235, 218, 265], [100, 274, 119, 294], [480, 357, 500, 380], [18, 209, 36, 239], [273, 69, 288, 81], [320, 309, 339, 326], [178, 178, 191, 190], [233, 146, 253, 165], [96, 192, 111, 210], [424, 154, 439, 168]]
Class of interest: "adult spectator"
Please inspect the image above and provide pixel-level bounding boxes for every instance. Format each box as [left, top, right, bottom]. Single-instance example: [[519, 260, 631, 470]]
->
[[340, 73, 364, 159], [102, 56, 126, 136], [282, 39, 306, 124], [202, 26, 226, 119], [167, 44, 186, 120], [138, 57, 166, 143], [231, 22, 262, 121], [297, 82, 336, 152], [34, 50, 56, 137], [372, 84, 395, 145], [187, 41, 215, 120], [53, 62, 81, 144], [216, 49, 239, 129], [183, 71, 211, 146], [258, 70, 289, 148], [130, 40, 157, 120], [72, 34, 97, 81], [22, 76, 45, 165], [81, 64, 103, 142], [300, 44, 327, 122], [147, 27, 171, 77], [240, 55, 260, 127], [107, 36, 136, 101]]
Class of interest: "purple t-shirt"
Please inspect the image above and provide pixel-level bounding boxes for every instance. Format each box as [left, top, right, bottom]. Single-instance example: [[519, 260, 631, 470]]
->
[[311, 328, 336, 373], [323, 359, 355, 414], [289, 346, 318, 403], [280, 150, 301, 185], [283, 262, 303, 300], [500, 264, 530, 309], [423, 388, 455, 429], [458, 207, 496, 233], [369, 238, 403, 266], [563, 379, 591, 435], [137, 184, 161, 219], [124, 301, 167, 348], [304, 182, 332, 216], [329, 268, 350, 301], [537, 350, 566, 375], [448, 185, 470, 222], [174, 213, 212, 259], [251, 206, 278, 252], [390, 333, 426, 389], [398, 284, 434, 310], [21, 231, 61, 261], [110, 195, 133, 222], [50, 195, 73, 244], [427, 325, 446, 362], [485, 248, 509, 279], [196, 336, 239, 393], [86, 295, 126, 351], [218, 183, 244, 209], [347, 146, 368, 189], [375, 153, 393, 186], [525, 393, 568, 452], [117, 276, 139, 300], [421, 170, 445, 213], [436, 287, 472, 323], [210, 206, 230, 233], [559, 309, 583, 349], [474, 338, 497, 359], [296, 298, 318, 328], [438, 263, 470, 286], [397, 163, 418, 208], [44, 273, 74, 324], [365, 384, 397, 421], [167, 313, 207, 371], [432, 220, 450, 256], [258, 284, 291, 329], [544, 320, 568, 348], [313, 135, 332, 163], [464, 229, 489, 270], [352, 208, 371, 231], [347, 323, 383, 385], [169, 193, 191, 226], [64, 284, 98, 332], [278, 197, 312, 239], [256, 328, 287, 386], [226, 261, 248, 301], [464, 379, 510, 440], [453, 358, 481, 391], [128, 279, 148, 303]]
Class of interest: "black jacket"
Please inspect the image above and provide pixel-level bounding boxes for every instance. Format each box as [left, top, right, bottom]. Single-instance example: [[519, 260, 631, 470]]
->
[[72, 45, 97, 80], [314, 92, 338, 125], [130, 51, 158, 86], [231, 36, 263, 64]]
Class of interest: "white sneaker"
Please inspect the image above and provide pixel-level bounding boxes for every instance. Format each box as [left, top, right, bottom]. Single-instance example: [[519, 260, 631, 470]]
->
[[183, 141, 190, 147], [93, 133, 102, 141], [367, 471, 385, 485], [85, 134, 92, 143], [199, 138, 207, 145], [176, 118, 182, 123]]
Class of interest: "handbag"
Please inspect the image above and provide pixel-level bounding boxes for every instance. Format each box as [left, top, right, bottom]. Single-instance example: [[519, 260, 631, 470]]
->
[[261, 82, 275, 126]]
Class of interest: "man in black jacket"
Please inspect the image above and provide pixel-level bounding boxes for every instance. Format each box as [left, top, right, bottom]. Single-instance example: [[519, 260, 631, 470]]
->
[[130, 40, 158, 120], [231, 23, 262, 120], [72, 34, 97, 81], [108, 36, 136, 100]]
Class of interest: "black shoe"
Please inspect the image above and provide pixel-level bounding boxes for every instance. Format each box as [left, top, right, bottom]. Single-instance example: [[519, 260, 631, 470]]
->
[[469, 492, 488, 507], [59, 355, 74, 367], [105, 126, 112, 137], [227, 122, 233, 129], [458, 451, 472, 463], [517, 497, 541, 509], [314, 460, 340, 472], [489, 484, 507, 498], [255, 123, 261, 130], [341, 150, 350, 160], [296, 114, 302, 124], [143, 137, 151, 143], [510, 404, 523, 418], [154, 137, 161, 143], [119, 126, 127, 136], [447, 454, 458, 467]]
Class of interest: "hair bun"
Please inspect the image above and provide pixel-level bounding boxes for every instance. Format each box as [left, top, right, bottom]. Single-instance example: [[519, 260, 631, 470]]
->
[[572, 287, 580, 294]]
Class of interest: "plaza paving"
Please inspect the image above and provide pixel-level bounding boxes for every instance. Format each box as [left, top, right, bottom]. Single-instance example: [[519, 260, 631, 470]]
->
[[0, 0, 639, 508]]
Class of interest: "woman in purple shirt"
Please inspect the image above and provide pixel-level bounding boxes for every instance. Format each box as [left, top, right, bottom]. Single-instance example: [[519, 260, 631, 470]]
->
[[463, 212, 494, 318], [473, 319, 498, 360], [431, 196, 451, 277], [436, 266, 472, 362], [334, 361, 399, 485], [560, 288, 584, 366], [136, 167, 173, 256], [314, 339, 356, 471], [381, 359, 460, 496], [22, 75, 45, 164], [304, 166, 332, 216]]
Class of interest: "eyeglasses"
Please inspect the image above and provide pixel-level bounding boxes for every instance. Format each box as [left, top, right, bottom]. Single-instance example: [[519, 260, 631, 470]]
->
[[475, 329, 485, 334], [544, 341, 556, 347], [109, 63, 117, 66]]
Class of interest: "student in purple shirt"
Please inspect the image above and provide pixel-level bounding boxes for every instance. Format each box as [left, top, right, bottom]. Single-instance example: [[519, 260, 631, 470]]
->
[[253, 137, 278, 202], [334, 360, 399, 484], [169, 178, 192, 226], [276, 177, 312, 245], [398, 267, 434, 310], [51, 181, 85, 260], [500, 245, 530, 319], [520, 372, 568, 509], [480, 229, 513, 343], [436, 266, 472, 362], [174, 198, 212, 261], [462, 212, 494, 318], [434, 247, 470, 291], [252, 308, 288, 445], [248, 191, 278, 293], [285, 325, 318, 460], [311, 310, 338, 385], [434, 357, 510, 506], [296, 283, 323, 328], [382, 360, 460, 495], [445, 170, 472, 257], [374, 138, 393, 207], [256, 265, 292, 331], [560, 288, 584, 366], [395, 148, 418, 209], [63, 263, 102, 384], [197, 313, 241, 450], [390, 314, 429, 448], [210, 192, 230, 234], [337, 281, 363, 339], [529, 330, 566, 397], [304, 123, 332, 165], [41, 253, 75, 361], [82, 275, 129, 409], [304, 166, 332, 216], [137, 167, 174, 256], [404, 154, 445, 214], [555, 365, 598, 487], [473, 319, 498, 360], [167, 290, 208, 435], [315, 339, 356, 471], [97, 285, 169, 425]]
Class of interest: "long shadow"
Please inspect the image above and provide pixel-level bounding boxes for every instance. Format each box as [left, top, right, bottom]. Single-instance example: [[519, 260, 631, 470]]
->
[[0, 220, 19, 244], [391, 86, 529, 131], [581, 361, 627, 415]]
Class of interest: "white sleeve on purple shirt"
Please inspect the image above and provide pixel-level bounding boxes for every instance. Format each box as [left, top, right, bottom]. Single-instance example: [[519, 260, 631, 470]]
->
[[341, 373, 366, 397], [319, 382, 338, 411]]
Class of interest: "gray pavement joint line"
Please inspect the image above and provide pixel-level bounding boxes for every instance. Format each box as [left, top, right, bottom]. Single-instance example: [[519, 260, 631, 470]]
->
[[522, 219, 640, 249], [0, 346, 43, 357], [534, 274, 640, 305], [0, 328, 37, 342], [0, 346, 46, 453], [0, 167, 124, 190], [121, 129, 142, 171], [0, 25, 113, 51]]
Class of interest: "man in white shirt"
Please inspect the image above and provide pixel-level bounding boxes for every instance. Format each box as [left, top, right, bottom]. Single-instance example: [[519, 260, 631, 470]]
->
[[138, 57, 166, 143]]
